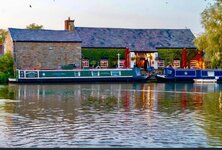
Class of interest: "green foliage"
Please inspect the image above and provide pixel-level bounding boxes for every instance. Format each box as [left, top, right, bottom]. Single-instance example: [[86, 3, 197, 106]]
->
[[0, 52, 14, 83], [157, 49, 196, 66], [82, 48, 125, 68], [84, 95, 118, 111], [90, 60, 97, 67], [194, 0, 222, 68], [0, 29, 7, 44], [26, 23, 44, 30], [201, 91, 222, 144], [0, 86, 15, 99], [0, 72, 8, 83]]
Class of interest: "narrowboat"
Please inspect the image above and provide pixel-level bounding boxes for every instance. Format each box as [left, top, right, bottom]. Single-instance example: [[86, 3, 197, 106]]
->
[[9, 68, 150, 83], [156, 67, 222, 83]]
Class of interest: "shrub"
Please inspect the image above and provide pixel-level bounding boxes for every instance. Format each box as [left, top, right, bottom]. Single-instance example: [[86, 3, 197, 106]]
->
[[0, 51, 14, 83]]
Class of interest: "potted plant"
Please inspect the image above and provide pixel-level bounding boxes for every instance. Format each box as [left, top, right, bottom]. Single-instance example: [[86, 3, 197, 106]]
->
[[131, 56, 136, 61], [90, 60, 97, 68]]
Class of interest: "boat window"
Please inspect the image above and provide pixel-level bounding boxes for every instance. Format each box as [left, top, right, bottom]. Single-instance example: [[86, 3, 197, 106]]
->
[[26, 71, 38, 78], [74, 71, 80, 77], [111, 71, 121, 76], [92, 71, 99, 76], [20, 71, 25, 78], [208, 71, 214, 77], [166, 70, 172, 75], [100, 71, 111, 76]]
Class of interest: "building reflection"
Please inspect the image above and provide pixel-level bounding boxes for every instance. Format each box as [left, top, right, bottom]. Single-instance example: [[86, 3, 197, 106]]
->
[[0, 83, 222, 146], [0, 85, 17, 143], [5, 83, 222, 115], [219, 91, 222, 111], [134, 83, 156, 110]]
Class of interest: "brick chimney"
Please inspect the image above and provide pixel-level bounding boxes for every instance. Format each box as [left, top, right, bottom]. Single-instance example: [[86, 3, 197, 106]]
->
[[64, 17, 74, 31]]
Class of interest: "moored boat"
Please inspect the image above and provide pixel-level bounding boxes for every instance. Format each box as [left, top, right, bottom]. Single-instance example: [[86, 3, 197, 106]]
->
[[156, 67, 222, 83], [193, 79, 217, 84], [9, 68, 150, 83]]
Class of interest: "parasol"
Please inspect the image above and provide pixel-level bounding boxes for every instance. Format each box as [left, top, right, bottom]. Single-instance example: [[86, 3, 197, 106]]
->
[[181, 48, 187, 68], [124, 47, 130, 68]]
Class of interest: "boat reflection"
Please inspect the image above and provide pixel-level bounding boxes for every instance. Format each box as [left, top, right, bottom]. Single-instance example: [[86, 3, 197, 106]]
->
[[0, 83, 221, 147], [219, 91, 222, 111], [6, 83, 222, 115]]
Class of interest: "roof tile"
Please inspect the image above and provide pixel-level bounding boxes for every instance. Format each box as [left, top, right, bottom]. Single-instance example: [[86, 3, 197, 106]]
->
[[76, 27, 196, 51], [8, 28, 82, 43]]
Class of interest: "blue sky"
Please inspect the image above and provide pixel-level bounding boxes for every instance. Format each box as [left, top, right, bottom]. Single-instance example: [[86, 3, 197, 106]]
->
[[0, 0, 215, 36]]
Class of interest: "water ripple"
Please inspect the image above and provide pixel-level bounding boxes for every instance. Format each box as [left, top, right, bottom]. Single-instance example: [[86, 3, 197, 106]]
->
[[0, 83, 222, 148]]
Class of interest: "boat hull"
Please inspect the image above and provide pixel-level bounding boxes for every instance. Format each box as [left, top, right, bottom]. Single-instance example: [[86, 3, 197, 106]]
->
[[9, 68, 149, 83], [10, 76, 148, 83], [155, 74, 194, 83], [156, 68, 222, 83]]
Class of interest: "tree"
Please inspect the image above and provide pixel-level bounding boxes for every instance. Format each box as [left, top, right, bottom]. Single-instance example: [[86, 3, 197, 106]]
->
[[0, 29, 7, 44], [26, 23, 44, 30], [194, 0, 222, 68], [0, 51, 14, 83]]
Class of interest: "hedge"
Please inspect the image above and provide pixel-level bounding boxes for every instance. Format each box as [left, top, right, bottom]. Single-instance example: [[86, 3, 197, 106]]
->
[[82, 48, 125, 68]]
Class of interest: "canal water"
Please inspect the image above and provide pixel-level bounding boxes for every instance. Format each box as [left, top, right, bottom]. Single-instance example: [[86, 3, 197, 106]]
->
[[0, 83, 222, 148]]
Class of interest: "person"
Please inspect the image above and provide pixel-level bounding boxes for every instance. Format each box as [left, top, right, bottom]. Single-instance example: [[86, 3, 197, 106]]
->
[[144, 59, 148, 71], [167, 64, 172, 68]]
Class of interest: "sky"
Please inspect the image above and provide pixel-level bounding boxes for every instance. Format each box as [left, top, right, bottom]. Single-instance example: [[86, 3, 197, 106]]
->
[[0, 0, 215, 36]]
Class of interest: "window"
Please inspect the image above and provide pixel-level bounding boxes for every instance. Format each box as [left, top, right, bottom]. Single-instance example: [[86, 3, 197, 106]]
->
[[158, 60, 165, 68], [92, 71, 99, 76], [100, 59, 108, 68], [82, 59, 89, 68], [173, 60, 180, 68], [74, 71, 80, 76], [190, 60, 197, 69], [119, 59, 125, 68], [111, 71, 121, 76]]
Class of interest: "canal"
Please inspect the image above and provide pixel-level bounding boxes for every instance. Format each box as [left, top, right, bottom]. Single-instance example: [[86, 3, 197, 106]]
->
[[0, 83, 222, 148]]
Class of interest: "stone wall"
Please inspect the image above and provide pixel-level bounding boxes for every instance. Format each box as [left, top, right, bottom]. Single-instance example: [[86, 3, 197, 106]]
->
[[13, 42, 81, 69]]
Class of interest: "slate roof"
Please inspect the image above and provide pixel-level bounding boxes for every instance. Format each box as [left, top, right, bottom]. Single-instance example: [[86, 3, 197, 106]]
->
[[8, 28, 82, 43], [8, 27, 196, 52], [75, 27, 196, 52]]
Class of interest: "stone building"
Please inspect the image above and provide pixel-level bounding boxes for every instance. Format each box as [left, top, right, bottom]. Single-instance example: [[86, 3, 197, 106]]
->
[[75, 23, 196, 69], [4, 17, 196, 70], [4, 21, 81, 69]]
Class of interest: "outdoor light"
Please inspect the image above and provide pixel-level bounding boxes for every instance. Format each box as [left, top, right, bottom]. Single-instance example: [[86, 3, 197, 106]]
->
[[117, 53, 120, 68]]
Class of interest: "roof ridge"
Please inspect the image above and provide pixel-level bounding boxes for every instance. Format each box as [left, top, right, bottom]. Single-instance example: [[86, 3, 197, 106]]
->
[[8, 27, 70, 32], [8, 27, 82, 42], [75, 26, 191, 31]]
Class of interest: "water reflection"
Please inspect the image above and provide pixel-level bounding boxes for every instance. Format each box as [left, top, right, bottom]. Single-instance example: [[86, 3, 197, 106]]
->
[[0, 83, 221, 147], [219, 92, 222, 111]]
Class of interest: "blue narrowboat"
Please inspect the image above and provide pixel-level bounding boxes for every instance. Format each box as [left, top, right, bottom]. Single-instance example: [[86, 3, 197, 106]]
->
[[156, 67, 222, 83], [9, 68, 150, 83]]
